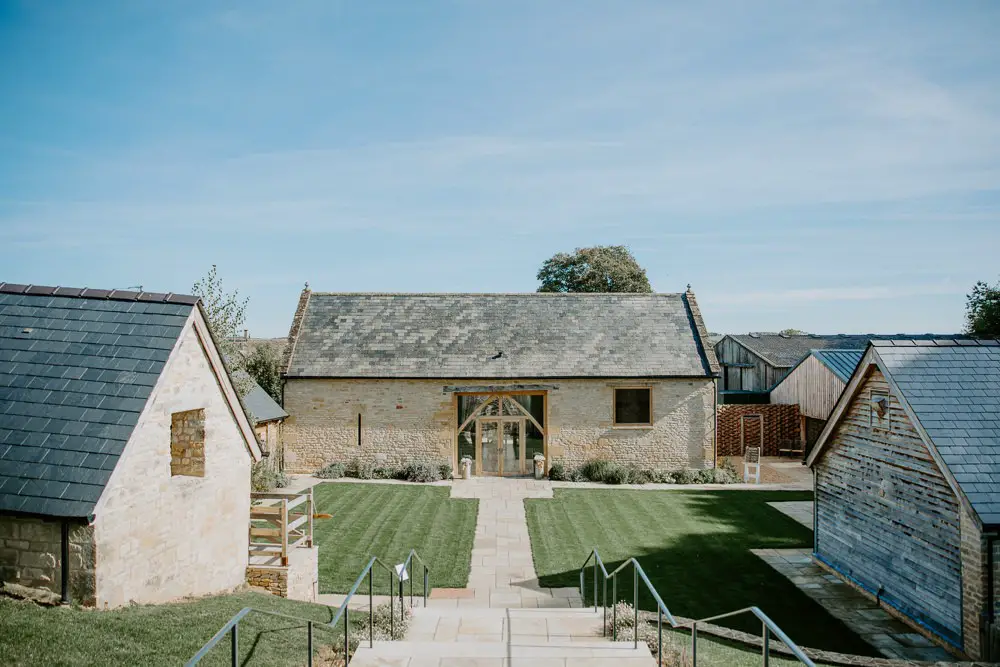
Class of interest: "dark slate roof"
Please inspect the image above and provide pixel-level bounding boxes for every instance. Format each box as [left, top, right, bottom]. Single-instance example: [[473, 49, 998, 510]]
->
[[242, 380, 287, 424], [728, 333, 966, 368], [0, 283, 198, 518], [286, 292, 715, 379], [873, 339, 1000, 525], [812, 349, 866, 383]]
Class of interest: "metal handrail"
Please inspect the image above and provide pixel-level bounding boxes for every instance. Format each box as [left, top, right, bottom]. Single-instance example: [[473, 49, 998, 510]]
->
[[185, 606, 340, 666], [399, 548, 431, 614], [188, 549, 431, 666], [579, 548, 815, 667]]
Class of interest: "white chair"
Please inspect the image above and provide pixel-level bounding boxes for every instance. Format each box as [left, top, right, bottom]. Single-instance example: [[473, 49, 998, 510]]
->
[[744, 447, 761, 484]]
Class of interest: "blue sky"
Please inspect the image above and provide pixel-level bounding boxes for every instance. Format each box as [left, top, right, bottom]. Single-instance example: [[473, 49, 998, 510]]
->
[[2, 1, 998, 338]]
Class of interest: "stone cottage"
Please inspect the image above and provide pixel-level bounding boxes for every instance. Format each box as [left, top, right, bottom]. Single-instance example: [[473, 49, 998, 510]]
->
[[281, 287, 719, 476], [0, 283, 262, 607], [807, 339, 1000, 660]]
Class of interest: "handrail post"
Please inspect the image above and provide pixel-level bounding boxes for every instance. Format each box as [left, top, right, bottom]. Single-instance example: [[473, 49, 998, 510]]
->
[[612, 574, 617, 641], [762, 621, 769, 667], [593, 560, 597, 612], [633, 566, 638, 649], [602, 577, 607, 636], [399, 576, 404, 622], [369, 570, 374, 647], [307, 487, 314, 547], [280, 497, 289, 566], [344, 606, 350, 661], [658, 608, 662, 666], [389, 569, 394, 638], [423, 566, 428, 608], [307, 621, 313, 667], [409, 563, 413, 607], [579, 566, 585, 602], [230, 624, 238, 667], [691, 621, 697, 667]]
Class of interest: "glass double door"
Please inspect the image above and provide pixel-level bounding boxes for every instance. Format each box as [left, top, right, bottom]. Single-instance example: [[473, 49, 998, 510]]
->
[[477, 418, 524, 476]]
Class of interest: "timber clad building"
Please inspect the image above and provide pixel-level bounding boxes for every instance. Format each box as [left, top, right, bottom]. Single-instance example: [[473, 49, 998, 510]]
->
[[807, 339, 1000, 660], [281, 288, 719, 476]]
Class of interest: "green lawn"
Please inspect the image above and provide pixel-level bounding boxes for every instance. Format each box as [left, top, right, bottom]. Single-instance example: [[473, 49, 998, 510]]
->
[[525, 489, 876, 657], [0, 591, 347, 667], [311, 482, 478, 595]]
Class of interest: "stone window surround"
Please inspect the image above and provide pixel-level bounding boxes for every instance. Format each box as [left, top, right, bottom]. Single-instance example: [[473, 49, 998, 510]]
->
[[612, 385, 654, 429]]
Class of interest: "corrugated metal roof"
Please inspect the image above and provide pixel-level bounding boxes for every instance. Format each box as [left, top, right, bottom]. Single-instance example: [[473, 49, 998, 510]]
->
[[286, 292, 717, 379], [812, 349, 866, 383], [0, 284, 196, 518], [874, 339, 1000, 525]]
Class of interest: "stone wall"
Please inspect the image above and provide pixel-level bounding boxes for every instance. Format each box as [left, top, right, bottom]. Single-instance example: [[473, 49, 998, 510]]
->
[[282, 378, 716, 473], [170, 408, 206, 477], [717, 403, 800, 457], [92, 317, 253, 608], [0, 516, 96, 605], [246, 566, 287, 597], [960, 508, 987, 660]]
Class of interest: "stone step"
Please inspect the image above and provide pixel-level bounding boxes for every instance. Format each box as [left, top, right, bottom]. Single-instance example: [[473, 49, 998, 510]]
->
[[349, 639, 657, 666], [405, 607, 607, 644]]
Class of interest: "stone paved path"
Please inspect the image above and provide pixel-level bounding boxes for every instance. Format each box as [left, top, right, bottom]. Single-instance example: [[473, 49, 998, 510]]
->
[[446, 477, 583, 609], [754, 548, 955, 663], [767, 500, 814, 529]]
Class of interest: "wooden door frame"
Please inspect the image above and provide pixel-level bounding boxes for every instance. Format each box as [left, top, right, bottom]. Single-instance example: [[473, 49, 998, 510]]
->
[[457, 392, 546, 477]]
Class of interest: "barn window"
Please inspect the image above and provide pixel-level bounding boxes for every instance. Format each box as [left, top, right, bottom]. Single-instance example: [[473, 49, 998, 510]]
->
[[869, 391, 890, 430], [614, 388, 652, 426]]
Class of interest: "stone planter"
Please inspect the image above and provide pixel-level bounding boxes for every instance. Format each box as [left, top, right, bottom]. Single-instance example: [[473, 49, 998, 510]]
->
[[533, 455, 545, 480], [460, 458, 472, 480]]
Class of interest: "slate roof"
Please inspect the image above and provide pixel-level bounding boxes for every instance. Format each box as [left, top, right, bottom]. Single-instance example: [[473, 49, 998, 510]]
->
[[812, 349, 866, 383], [872, 339, 1000, 525], [242, 380, 288, 424], [286, 292, 717, 379], [727, 333, 965, 368], [0, 283, 198, 518]]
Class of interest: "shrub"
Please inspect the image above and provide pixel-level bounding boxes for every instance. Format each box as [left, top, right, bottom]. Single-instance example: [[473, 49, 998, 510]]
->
[[651, 469, 674, 484], [719, 456, 738, 477], [605, 602, 689, 665], [548, 462, 568, 481], [372, 466, 396, 480], [251, 461, 286, 491], [580, 459, 615, 482], [629, 467, 655, 485], [708, 467, 738, 484], [695, 468, 716, 484], [569, 468, 587, 483], [407, 463, 440, 483], [601, 463, 631, 485], [318, 601, 411, 665], [315, 462, 346, 479], [438, 462, 453, 480], [346, 459, 377, 480], [672, 469, 698, 484]]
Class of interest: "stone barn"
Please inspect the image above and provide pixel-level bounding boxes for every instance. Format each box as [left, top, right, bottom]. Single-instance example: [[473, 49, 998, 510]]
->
[[0, 283, 262, 607], [807, 339, 1000, 660], [281, 287, 719, 476]]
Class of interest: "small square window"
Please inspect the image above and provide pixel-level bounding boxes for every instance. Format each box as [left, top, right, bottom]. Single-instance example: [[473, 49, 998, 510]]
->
[[614, 388, 652, 426], [171, 409, 206, 477], [869, 391, 890, 430]]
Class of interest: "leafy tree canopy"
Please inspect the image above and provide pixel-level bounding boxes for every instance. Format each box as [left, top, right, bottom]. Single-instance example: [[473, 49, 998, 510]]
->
[[192, 265, 252, 396], [965, 279, 1000, 338], [244, 342, 284, 403], [779, 328, 807, 336], [536, 245, 652, 293]]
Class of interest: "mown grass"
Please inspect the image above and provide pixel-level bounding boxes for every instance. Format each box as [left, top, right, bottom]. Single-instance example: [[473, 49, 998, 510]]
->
[[311, 482, 478, 595], [0, 591, 346, 667], [525, 488, 876, 656]]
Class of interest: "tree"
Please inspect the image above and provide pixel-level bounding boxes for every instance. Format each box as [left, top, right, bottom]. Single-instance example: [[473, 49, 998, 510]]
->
[[965, 279, 1000, 337], [192, 265, 252, 396], [536, 246, 652, 293], [244, 342, 285, 403], [779, 328, 807, 336]]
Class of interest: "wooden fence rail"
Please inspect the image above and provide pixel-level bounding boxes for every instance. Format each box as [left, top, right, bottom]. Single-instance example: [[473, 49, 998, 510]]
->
[[249, 488, 314, 566]]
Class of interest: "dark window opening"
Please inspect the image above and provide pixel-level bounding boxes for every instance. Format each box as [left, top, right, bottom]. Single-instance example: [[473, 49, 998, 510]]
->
[[614, 388, 652, 426]]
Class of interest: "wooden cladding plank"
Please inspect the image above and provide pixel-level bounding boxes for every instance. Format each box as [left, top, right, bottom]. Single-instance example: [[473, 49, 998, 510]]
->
[[815, 367, 963, 639]]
